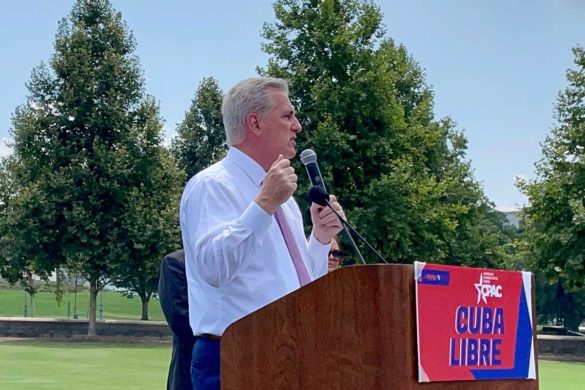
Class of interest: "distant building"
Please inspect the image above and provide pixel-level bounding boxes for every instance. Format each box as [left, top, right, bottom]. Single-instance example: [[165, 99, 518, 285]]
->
[[0, 268, 89, 288]]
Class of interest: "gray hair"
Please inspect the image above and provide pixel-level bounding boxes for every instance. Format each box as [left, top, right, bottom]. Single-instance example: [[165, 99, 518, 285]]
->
[[222, 77, 289, 147]]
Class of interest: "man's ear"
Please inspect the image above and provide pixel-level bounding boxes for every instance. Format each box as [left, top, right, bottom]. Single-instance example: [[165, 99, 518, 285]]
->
[[246, 112, 262, 136]]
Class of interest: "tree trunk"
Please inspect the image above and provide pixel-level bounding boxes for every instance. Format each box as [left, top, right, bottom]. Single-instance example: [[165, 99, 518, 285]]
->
[[140, 296, 149, 321], [87, 278, 98, 339], [27, 273, 35, 317]]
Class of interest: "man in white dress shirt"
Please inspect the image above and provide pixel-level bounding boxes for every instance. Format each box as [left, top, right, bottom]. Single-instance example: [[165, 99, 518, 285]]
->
[[179, 77, 345, 390]]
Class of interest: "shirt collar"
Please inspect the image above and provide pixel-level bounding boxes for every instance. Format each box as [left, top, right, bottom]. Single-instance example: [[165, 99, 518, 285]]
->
[[226, 147, 267, 186]]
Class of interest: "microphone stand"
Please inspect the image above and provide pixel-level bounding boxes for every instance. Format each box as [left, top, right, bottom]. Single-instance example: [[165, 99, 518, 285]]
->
[[341, 225, 367, 265], [324, 199, 389, 265]]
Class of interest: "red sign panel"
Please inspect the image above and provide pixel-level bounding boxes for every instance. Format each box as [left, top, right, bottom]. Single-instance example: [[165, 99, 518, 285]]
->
[[415, 262, 536, 382]]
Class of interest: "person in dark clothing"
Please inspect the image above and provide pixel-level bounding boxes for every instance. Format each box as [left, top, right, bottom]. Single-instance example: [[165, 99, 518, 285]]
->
[[158, 249, 195, 390]]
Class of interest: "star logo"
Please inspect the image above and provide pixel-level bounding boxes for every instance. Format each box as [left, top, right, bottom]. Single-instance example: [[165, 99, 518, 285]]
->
[[475, 274, 487, 304], [474, 273, 503, 304]]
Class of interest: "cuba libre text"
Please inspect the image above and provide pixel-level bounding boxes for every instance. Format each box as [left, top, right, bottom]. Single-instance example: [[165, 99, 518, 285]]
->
[[449, 306, 504, 367]]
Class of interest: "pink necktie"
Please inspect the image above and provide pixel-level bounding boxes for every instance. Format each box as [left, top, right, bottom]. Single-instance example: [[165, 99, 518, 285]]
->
[[274, 207, 311, 286]]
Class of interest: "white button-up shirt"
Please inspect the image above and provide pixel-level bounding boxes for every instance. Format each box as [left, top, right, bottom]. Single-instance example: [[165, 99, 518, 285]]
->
[[180, 147, 329, 336]]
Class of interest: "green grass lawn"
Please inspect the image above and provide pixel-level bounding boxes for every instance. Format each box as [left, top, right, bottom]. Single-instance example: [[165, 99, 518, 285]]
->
[[0, 287, 164, 321], [0, 342, 170, 390], [0, 340, 582, 390], [539, 360, 585, 390]]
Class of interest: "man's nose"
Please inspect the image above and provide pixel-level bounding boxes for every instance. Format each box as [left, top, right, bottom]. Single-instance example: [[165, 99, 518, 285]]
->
[[292, 117, 302, 133]]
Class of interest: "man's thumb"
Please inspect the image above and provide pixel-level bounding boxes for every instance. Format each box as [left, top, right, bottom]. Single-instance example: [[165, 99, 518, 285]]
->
[[271, 154, 284, 168]]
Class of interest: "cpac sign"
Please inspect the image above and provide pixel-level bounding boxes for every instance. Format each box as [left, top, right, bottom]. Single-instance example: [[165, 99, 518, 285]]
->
[[474, 273, 503, 304], [415, 262, 536, 382]]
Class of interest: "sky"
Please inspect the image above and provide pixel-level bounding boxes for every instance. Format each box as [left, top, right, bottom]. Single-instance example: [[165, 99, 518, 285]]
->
[[1, 0, 584, 211]]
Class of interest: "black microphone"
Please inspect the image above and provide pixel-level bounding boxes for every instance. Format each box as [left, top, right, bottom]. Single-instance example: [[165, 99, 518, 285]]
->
[[299, 149, 327, 191], [308, 186, 331, 207], [300, 151, 368, 265], [308, 186, 389, 265]]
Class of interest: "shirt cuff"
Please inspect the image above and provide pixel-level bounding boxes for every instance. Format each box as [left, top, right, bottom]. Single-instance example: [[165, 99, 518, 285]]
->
[[308, 232, 331, 258]]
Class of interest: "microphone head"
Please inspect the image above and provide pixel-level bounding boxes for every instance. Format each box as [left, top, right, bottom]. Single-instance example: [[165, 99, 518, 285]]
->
[[300, 149, 317, 165], [308, 186, 329, 206]]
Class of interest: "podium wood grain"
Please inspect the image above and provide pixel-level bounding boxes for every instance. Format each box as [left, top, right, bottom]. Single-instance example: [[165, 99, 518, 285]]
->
[[221, 264, 538, 389]]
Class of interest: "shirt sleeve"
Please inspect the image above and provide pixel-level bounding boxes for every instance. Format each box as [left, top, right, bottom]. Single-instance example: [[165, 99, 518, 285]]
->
[[306, 232, 330, 279], [182, 177, 272, 287]]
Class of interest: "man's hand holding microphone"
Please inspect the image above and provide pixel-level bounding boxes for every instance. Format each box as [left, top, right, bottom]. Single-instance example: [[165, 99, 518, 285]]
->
[[255, 152, 345, 245]]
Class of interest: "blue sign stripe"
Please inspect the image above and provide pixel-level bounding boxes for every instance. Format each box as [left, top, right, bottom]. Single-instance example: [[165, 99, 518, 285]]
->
[[471, 282, 533, 379], [418, 269, 450, 286]]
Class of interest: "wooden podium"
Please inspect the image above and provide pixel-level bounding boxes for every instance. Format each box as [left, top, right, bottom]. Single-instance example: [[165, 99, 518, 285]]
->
[[221, 265, 538, 389]]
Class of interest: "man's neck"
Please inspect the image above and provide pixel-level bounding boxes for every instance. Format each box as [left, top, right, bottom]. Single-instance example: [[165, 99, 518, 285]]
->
[[233, 144, 272, 172]]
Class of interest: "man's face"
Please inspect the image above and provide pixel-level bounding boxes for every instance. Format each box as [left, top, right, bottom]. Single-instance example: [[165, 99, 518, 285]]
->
[[328, 239, 341, 272], [258, 89, 302, 160]]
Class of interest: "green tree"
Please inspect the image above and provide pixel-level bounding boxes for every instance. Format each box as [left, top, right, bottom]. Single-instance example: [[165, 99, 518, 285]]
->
[[519, 46, 585, 330], [261, 0, 506, 266], [0, 155, 62, 288], [0, 0, 180, 336], [172, 77, 226, 180], [110, 148, 183, 320]]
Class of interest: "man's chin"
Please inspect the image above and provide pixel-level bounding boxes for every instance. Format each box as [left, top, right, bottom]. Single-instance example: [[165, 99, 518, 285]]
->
[[284, 148, 297, 159]]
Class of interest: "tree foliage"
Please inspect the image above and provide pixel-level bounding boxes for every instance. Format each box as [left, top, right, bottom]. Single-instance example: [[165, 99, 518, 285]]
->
[[519, 46, 585, 330], [172, 77, 226, 181], [108, 131, 183, 321], [261, 0, 507, 266], [0, 0, 182, 333]]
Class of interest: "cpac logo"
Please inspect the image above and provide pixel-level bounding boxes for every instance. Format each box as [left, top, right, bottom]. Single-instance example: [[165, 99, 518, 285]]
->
[[474, 273, 503, 304]]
